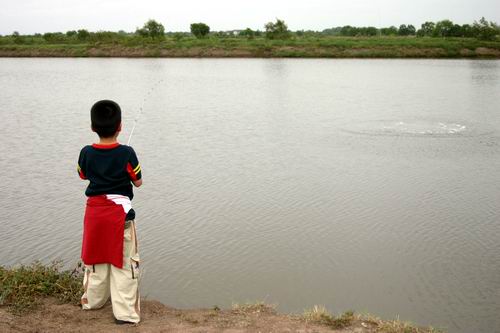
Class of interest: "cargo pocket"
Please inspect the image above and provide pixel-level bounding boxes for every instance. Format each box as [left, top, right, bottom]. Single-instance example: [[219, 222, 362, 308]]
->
[[130, 258, 140, 280], [126, 220, 140, 279], [81, 267, 91, 306]]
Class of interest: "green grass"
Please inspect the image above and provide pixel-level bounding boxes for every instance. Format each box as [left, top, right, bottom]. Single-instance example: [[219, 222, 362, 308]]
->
[[231, 300, 277, 314], [0, 261, 83, 314], [302, 305, 354, 329], [302, 306, 443, 332]]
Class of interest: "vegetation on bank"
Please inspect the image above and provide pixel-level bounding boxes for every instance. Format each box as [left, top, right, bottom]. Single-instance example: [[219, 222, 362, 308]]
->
[[302, 305, 442, 333], [0, 261, 83, 314], [0, 262, 441, 332], [0, 18, 499, 58], [0, 35, 499, 58]]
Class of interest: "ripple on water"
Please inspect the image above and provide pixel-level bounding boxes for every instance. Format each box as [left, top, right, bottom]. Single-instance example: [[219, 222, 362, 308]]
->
[[341, 119, 493, 138]]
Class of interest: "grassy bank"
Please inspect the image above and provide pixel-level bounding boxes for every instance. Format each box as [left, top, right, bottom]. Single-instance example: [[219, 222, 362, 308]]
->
[[0, 261, 82, 313], [0, 262, 442, 332], [0, 36, 499, 58]]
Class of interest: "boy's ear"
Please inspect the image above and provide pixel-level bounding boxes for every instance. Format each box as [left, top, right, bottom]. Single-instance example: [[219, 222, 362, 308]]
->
[[117, 122, 122, 132], [91, 125, 96, 132]]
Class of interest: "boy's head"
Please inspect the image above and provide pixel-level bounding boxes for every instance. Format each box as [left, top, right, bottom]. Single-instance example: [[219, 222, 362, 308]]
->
[[91, 100, 121, 138]]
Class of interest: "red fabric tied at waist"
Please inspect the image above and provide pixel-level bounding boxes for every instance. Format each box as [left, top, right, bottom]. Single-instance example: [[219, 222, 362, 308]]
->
[[81, 195, 127, 269]]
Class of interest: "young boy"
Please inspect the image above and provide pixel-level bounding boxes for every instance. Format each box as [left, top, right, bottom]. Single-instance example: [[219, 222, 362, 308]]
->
[[77, 100, 143, 324]]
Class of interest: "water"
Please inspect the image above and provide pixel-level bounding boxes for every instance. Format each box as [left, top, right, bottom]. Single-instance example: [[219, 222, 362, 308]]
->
[[0, 58, 499, 333]]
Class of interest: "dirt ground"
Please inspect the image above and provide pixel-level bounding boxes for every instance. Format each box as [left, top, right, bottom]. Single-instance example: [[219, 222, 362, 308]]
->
[[0, 298, 383, 333]]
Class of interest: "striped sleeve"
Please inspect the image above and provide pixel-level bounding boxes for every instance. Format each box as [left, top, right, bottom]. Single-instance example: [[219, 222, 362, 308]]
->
[[126, 147, 142, 181]]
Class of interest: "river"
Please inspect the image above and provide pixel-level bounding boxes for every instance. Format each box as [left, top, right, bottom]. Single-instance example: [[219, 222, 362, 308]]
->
[[0, 58, 499, 332]]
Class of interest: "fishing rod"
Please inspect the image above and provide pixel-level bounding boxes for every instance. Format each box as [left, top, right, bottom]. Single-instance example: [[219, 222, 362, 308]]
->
[[127, 78, 164, 146]]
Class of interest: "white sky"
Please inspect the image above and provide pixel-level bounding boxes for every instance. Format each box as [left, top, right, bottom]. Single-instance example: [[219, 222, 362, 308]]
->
[[1, 0, 499, 35]]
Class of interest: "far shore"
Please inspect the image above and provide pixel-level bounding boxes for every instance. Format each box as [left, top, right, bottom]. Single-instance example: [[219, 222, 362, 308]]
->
[[1, 37, 499, 59]]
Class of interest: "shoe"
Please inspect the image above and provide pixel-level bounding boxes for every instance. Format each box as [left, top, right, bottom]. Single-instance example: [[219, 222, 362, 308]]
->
[[114, 318, 136, 325]]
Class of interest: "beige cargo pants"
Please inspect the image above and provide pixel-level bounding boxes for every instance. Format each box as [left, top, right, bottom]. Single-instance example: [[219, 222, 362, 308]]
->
[[81, 220, 141, 323]]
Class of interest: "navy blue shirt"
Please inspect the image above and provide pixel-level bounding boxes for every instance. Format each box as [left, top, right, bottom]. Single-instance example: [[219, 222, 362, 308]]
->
[[77, 143, 142, 200]]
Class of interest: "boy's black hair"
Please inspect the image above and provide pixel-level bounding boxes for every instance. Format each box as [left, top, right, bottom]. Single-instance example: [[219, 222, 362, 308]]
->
[[91, 100, 121, 138]]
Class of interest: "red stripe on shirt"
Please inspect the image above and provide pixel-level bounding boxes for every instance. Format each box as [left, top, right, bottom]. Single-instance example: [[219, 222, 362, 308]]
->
[[127, 162, 138, 181]]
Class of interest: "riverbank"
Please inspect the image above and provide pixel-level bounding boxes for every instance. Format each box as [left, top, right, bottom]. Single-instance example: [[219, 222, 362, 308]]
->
[[0, 37, 499, 58], [0, 298, 442, 333], [0, 263, 441, 332]]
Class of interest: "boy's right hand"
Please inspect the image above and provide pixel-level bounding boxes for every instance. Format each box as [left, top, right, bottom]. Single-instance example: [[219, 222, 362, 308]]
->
[[132, 179, 143, 187]]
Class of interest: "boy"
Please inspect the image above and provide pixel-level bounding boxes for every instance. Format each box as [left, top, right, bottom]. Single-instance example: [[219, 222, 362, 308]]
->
[[77, 100, 143, 324]]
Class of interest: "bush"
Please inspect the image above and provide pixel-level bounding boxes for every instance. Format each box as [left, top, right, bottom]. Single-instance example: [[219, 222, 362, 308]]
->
[[0, 261, 83, 314]]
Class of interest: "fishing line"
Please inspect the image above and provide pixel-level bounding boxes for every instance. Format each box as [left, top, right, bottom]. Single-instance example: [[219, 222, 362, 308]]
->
[[127, 78, 164, 146]]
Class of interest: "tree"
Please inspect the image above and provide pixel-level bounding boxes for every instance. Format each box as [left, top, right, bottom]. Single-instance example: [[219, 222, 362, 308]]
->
[[214, 31, 227, 38], [461, 24, 474, 38], [450, 24, 463, 37], [434, 20, 454, 37], [420, 22, 435, 36], [407, 25, 416, 35], [362, 27, 378, 36], [398, 24, 415, 36], [190, 23, 210, 38], [265, 19, 290, 39], [11, 31, 24, 44], [473, 17, 499, 40], [380, 26, 398, 36], [239, 28, 255, 39], [77, 29, 90, 41], [136, 19, 165, 39], [136, 27, 148, 38], [340, 25, 357, 36], [322, 27, 343, 36], [43, 32, 66, 43]]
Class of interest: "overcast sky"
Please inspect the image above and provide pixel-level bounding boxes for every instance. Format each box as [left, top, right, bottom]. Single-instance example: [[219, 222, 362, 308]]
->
[[1, 0, 499, 35]]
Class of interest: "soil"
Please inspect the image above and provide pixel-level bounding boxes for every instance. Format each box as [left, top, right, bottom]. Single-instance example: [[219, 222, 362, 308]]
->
[[0, 298, 382, 333]]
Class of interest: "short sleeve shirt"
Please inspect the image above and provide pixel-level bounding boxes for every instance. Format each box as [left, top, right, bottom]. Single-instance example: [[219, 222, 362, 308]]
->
[[77, 143, 142, 200]]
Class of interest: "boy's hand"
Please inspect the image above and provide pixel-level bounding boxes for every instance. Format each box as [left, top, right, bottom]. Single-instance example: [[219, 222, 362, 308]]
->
[[132, 179, 142, 187]]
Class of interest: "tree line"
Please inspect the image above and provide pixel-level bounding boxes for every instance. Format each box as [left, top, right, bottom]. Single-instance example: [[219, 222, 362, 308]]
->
[[2, 17, 499, 45], [322, 18, 499, 40]]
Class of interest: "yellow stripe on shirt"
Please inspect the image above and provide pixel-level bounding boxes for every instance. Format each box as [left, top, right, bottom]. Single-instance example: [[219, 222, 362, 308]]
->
[[133, 164, 141, 172]]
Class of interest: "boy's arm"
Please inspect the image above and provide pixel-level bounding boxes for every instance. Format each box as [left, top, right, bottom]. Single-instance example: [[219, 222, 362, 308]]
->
[[77, 148, 87, 180], [126, 147, 142, 186]]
